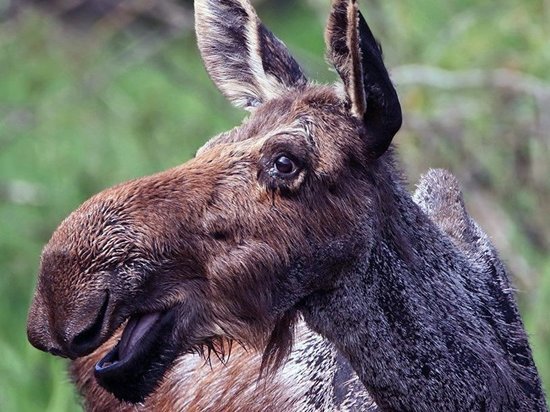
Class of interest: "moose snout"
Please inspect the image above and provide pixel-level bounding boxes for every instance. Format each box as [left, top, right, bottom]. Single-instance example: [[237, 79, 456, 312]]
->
[[27, 292, 66, 357], [27, 289, 111, 359]]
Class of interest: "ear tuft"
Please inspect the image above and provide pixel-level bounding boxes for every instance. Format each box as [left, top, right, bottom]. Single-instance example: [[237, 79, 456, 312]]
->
[[195, 0, 307, 111]]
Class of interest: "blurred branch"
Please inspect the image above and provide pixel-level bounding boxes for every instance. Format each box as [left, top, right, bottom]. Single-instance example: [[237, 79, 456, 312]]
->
[[7, 0, 193, 31], [393, 65, 550, 100], [392, 64, 550, 140]]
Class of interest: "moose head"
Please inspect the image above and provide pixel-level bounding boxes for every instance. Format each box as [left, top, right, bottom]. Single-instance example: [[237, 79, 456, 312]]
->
[[28, 0, 403, 403]]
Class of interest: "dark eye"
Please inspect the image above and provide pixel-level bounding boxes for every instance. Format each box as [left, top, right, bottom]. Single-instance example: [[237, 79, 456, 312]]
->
[[274, 155, 296, 175]]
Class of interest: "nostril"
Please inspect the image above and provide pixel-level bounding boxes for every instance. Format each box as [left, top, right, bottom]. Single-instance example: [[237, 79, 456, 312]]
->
[[69, 292, 109, 356]]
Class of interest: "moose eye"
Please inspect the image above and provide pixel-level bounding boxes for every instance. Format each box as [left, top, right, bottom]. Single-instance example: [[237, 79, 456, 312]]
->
[[274, 155, 296, 175]]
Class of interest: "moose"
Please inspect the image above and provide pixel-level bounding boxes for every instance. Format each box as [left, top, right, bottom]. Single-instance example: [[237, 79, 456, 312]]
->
[[27, 0, 547, 410]]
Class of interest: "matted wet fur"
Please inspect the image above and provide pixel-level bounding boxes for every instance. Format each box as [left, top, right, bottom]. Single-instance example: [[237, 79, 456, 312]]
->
[[27, 0, 546, 410]]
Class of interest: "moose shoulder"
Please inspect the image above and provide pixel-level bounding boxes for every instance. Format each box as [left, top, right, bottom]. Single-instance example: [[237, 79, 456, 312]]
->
[[27, 0, 547, 411]]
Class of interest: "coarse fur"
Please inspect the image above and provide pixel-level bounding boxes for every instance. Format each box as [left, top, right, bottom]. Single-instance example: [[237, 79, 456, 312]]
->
[[71, 320, 377, 411], [27, 0, 547, 411], [66, 169, 527, 412]]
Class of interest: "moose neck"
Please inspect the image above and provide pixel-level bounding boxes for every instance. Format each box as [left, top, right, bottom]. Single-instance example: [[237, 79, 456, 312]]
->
[[300, 158, 545, 412]]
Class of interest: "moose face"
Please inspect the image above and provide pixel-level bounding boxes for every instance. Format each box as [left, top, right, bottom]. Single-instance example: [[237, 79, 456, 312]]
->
[[27, 0, 401, 403]]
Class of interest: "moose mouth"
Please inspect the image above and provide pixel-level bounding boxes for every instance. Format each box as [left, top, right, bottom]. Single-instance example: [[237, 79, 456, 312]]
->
[[94, 309, 179, 403]]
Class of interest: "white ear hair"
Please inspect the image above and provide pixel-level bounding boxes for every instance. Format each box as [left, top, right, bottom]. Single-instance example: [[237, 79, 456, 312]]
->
[[195, 0, 307, 110], [325, 0, 366, 118]]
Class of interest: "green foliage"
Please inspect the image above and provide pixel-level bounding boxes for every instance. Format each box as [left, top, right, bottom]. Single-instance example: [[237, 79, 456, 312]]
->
[[1, 1, 548, 410]]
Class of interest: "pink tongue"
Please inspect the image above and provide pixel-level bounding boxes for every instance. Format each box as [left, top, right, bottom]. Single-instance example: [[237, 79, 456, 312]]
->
[[119, 313, 161, 360]]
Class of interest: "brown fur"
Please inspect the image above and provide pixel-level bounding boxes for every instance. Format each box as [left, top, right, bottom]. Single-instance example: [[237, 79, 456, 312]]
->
[[27, 0, 546, 410]]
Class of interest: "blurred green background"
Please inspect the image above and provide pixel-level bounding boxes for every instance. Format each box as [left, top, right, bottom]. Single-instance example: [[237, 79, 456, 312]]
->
[[0, 0, 548, 410]]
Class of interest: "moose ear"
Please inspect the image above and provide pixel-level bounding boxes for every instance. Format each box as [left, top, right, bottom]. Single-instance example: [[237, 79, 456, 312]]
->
[[195, 0, 307, 111], [326, 0, 402, 158]]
